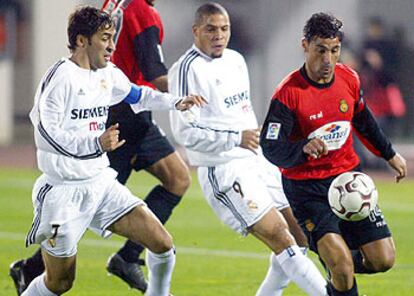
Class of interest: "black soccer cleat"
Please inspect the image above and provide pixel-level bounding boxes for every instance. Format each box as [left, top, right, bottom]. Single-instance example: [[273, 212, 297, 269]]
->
[[9, 260, 29, 296], [106, 253, 148, 293]]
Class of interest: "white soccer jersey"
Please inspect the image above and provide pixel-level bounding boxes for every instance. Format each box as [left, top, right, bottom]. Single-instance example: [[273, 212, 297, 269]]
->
[[169, 45, 259, 166], [30, 57, 181, 182]]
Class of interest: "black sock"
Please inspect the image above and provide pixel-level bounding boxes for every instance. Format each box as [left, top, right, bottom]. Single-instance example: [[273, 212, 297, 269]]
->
[[352, 250, 375, 274], [117, 186, 182, 263], [328, 278, 358, 296], [24, 248, 45, 281]]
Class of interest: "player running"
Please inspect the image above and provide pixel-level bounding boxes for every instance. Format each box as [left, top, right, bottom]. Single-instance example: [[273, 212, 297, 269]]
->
[[18, 6, 204, 296], [260, 12, 407, 296], [170, 3, 329, 295]]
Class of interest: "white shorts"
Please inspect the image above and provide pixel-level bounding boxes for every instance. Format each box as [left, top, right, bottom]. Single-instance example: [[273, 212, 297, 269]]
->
[[197, 155, 289, 236], [25, 168, 143, 257]]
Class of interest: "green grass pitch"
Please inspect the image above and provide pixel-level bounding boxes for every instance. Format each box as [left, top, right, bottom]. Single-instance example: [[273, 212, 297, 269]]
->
[[0, 168, 413, 295]]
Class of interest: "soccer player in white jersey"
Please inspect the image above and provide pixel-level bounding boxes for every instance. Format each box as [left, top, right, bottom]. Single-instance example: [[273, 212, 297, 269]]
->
[[22, 6, 204, 296], [169, 3, 329, 296]]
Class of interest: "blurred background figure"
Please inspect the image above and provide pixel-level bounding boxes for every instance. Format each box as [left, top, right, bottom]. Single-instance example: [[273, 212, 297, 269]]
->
[[360, 16, 406, 139], [0, 0, 25, 145]]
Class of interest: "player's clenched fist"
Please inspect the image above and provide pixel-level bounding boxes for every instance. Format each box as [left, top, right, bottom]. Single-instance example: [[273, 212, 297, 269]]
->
[[303, 138, 328, 159], [99, 123, 126, 152], [240, 127, 261, 154]]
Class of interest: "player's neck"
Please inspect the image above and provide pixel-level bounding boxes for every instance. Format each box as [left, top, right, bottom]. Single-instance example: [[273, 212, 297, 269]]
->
[[69, 52, 91, 70], [304, 63, 334, 84]]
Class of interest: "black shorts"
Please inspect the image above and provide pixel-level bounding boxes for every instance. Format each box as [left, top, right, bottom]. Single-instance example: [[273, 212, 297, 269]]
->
[[106, 103, 175, 184], [282, 173, 391, 253]]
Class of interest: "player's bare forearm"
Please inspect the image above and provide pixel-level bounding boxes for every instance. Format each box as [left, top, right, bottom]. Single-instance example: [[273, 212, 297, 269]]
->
[[387, 152, 407, 183]]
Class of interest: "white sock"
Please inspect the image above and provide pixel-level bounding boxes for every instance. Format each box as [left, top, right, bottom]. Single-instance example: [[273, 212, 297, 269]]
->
[[276, 245, 327, 296], [145, 248, 176, 296], [21, 273, 58, 296], [256, 248, 308, 296], [256, 252, 290, 296]]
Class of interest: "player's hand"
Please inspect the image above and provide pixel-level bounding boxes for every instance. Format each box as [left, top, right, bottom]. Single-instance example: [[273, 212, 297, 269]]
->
[[303, 138, 329, 159], [240, 127, 261, 154], [98, 123, 126, 152], [175, 94, 207, 111], [387, 152, 407, 183]]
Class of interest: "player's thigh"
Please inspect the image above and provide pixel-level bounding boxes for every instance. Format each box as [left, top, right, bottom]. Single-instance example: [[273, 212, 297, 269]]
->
[[27, 177, 97, 258], [280, 207, 308, 247], [317, 233, 354, 273], [340, 206, 392, 250], [145, 151, 190, 193], [360, 237, 395, 271], [250, 207, 296, 253], [109, 205, 173, 253], [197, 158, 276, 236]]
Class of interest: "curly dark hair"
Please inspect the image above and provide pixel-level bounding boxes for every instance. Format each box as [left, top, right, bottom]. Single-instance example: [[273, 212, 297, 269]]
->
[[67, 5, 114, 51], [303, 12, 344, 41]]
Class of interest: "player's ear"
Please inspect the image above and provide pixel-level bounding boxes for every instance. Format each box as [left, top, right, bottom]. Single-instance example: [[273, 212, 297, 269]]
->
[[301, 37, 308, 52], [76, 34, 87, 49], [192, 25, 198, 37]]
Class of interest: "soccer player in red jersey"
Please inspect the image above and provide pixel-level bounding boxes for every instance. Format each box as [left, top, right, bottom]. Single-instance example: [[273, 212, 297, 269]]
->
[[261, 12, 407, 296], [102, 0, 191, 292]]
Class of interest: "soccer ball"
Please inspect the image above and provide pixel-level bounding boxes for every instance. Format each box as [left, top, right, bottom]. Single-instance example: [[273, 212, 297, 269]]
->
[[328, 171, 378, 221]]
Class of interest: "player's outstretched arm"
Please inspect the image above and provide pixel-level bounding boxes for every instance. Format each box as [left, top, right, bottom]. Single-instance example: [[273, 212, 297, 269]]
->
[[387, 152, 407, 183], [98, 123, 126, 152]]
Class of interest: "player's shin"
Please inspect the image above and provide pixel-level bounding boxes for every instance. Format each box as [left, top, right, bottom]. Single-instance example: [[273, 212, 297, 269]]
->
[[327, 278, 358, 296], [145, 248, 176, 296], [21, 273, 58, 296], [276, 245, 328, 296], [256, 252, 290, 296]]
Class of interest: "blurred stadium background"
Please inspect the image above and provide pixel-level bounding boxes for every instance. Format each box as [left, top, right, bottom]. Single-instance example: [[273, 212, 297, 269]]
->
[[1, 0, 414, 153], [0, 0, 413, 295]]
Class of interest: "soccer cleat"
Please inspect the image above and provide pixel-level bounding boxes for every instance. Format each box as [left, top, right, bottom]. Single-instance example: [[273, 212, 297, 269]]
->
[[9, 260, 29, 296], [106, 253, 148, 293]]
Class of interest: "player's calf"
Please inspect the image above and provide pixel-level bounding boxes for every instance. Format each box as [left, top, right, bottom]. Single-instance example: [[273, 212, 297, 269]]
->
[[251, 208, 328, 296], [318, 233, 355, 291]]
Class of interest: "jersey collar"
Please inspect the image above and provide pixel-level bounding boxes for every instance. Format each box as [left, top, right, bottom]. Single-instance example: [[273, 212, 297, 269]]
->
[[300, 64, 335, 89], [192, 44, 222, 61]]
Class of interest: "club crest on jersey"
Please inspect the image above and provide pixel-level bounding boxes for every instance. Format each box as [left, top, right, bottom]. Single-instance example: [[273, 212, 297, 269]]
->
[[339, 99, 348, 113], [100, 79, 108, 90], [266, 122, 281, 140]]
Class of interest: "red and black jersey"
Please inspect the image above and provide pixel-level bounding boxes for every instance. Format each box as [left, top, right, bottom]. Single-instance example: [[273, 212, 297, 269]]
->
[[102, 0, 167, 88], [260, 63, 395, 180]]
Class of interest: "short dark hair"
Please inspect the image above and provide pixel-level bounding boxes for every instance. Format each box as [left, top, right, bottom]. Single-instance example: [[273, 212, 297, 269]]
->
[[67, 5, 114, 51], [194, 2, 228, 26], [303, 12, 344, 41]]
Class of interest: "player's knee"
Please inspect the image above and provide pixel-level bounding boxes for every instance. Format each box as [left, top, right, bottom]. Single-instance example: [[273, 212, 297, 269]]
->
[[329, 255, 354, 279], [151, 231, 174, 253], [163, 168, 191, 195], [47, 275, 75, 294], [175, 170, 191, 192], [368, 254, 395, 272]]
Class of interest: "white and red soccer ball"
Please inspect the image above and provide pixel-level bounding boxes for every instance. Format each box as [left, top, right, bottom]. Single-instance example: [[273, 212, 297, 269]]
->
[[328, 172, 378, 221]]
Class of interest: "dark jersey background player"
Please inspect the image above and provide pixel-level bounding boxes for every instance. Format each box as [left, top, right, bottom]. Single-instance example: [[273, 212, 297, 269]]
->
[[260, 13, 407, 296], [9, 0, 190, 294]]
